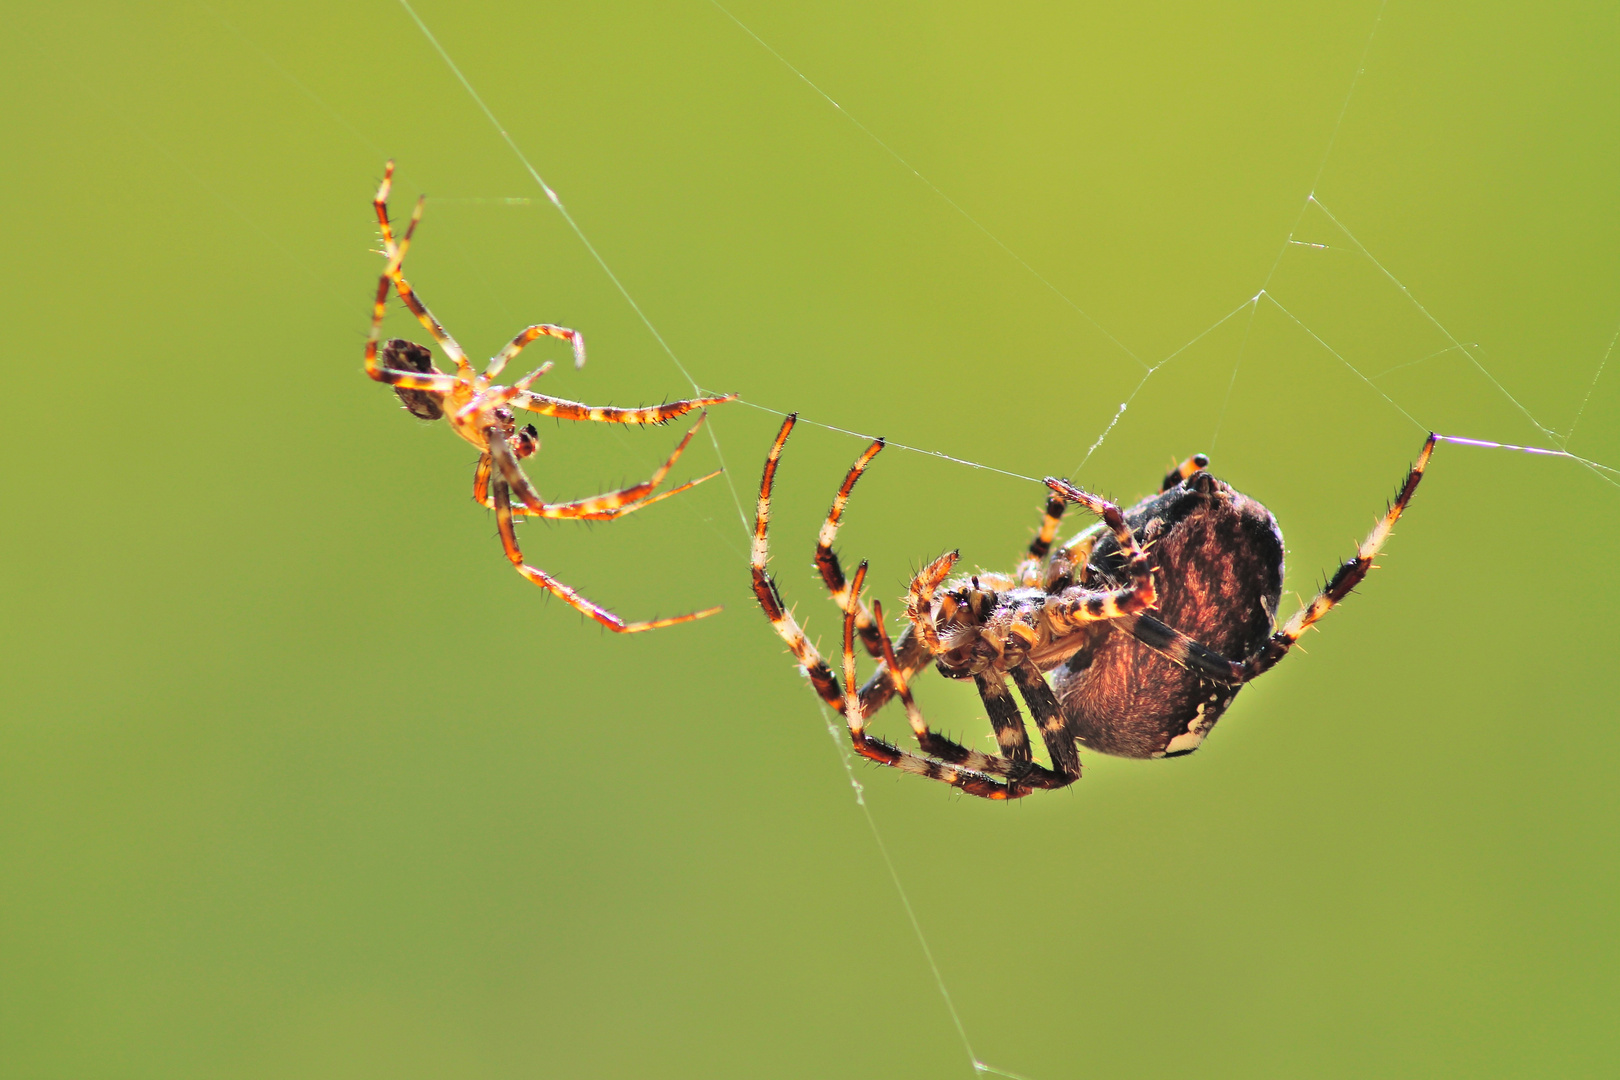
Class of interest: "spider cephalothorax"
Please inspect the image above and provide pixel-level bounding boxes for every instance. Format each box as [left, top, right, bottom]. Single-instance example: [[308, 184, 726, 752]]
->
[[753, 415, 1434, 799], [363, 161, 737, 633]]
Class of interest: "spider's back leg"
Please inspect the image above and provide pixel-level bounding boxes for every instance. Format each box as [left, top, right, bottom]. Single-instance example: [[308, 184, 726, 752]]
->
[[1243, 434, 1436, 679]]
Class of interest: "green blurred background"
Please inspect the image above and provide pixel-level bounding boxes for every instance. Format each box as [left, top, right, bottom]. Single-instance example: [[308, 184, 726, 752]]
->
[[4, 1, 1618, 1076]]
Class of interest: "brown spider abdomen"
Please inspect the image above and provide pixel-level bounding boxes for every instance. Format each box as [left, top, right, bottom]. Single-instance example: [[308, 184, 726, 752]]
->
[[1052, 472, 1285, 759], [383, 338, 446, 420]]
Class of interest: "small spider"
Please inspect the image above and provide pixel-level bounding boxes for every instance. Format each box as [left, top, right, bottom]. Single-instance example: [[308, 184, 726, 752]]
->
[[752, 415, 1435, 799], [364, 161, 736, 632]]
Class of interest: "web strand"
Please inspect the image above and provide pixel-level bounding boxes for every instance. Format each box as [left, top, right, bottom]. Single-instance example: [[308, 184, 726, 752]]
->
[[157, 4, 1613, 1075], [1565, 316, 1618, 446]]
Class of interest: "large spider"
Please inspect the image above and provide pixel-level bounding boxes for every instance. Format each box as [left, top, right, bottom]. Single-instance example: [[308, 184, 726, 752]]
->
[[363, 161, 735, 632], [752, 415, 1435, 799]]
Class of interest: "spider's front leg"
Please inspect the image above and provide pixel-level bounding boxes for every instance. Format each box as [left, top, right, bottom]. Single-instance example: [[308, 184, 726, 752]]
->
[[372, 161, 474, 380], [1040, 478, 1158, 628], [753, 416, 1074, 800]]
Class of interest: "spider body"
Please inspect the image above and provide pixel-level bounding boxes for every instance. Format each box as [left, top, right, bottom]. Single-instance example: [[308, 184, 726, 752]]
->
[[753, 416, 1435, 799], [364, 162, 737, 633], [1049, 471, 1284, 758], [380, 338, 539, 457]]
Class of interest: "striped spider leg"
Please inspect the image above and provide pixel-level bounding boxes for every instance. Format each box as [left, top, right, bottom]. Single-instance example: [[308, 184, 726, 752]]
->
[[752, 415, 1083, 799], [362, 160, 735, 633], [753, 408, 1437, 794]]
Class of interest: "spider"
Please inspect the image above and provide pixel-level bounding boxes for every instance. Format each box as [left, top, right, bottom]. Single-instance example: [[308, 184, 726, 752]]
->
[[363, 161, 736, 633], [751, 415, 1436, 799]]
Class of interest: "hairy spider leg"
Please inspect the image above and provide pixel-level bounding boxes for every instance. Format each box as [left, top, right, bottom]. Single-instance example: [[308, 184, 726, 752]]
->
[[473, 453, 719, 522], [474, 413, 721, 520], [1242, 433, 1437, 680], [1040, 478, 1159, 629], [751, 419, 936, 718], [364, 221, 459, 395], [515, 389, 738, 426], [1015, 493, 1069, 586], [751, 417, 1075, 800], [813, 439, 886, 657], [490, 472, 720, 633], [486, 323, 585, 381], [752, 415, 849, 709], [1162, 452, 1211, 493], [867, 601, 1054, 789], [839, 567, 1058, 800], [373, 161, 473, 379], [1007, 661, 1084, 781]]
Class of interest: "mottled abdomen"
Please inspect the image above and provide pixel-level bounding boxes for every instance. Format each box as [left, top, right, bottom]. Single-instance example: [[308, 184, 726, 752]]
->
[[1052, 472, 1285, 758]]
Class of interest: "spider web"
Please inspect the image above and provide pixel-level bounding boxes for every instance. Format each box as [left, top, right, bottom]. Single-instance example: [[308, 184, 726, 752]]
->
[[87, 1, 1610, 1073], [380, 3, 1620, 1077]]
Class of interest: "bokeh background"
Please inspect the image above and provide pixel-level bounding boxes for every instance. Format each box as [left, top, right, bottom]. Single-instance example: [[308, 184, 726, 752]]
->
[[4, 2, 1618, 1076]]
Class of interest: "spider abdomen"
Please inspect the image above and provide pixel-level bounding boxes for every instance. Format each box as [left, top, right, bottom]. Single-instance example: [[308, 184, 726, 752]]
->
[[1052, 473, 1285, 759]]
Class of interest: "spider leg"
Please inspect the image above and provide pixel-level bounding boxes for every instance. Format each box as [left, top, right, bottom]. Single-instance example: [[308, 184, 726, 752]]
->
[[1041, 478, 1158, 629], [487, 424, 552, 515], [373, 161, 474, 380], [975, 671, 1036, 763], [750, 420, 1053, 799], [491, 474, 720, 632], [1123, 614, 1245, 683], [486, 324, 585, 381], [813, 439, 886, 657], [364, 264, 459, 395], [515, 389, 738, 426], [902, 549, 961, 654], [1015, 493, 1068, 586], [1242, 434, 1436, 680], [1007, 661, 1084, 782], [479, 414, 721, 520], [474, 453, 493, 506], [839, 568, 1055, 800], [1161, 452, 1210, 492], [752, 415, 849, 709]]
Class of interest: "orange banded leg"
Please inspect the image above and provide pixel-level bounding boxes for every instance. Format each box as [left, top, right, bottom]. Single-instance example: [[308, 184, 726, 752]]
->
[[1162, 452, 1210, 492], [751, 419, 937, 727], [363, 207, 459, 395], [814, 439, 885, 657], [1040, 478, 1158, 630], [486, 324, 585, 381], [750, 420, 1055, 800], [1244, 434, 1436, 679], [487, 425, 553, 514], [373, 162, 473, 379], [516, 390, 737, 426], [473, 451, 713, 522], [854, 621, 932, 717], [365, 272, 459, 392], [483, 414, 718, 519], [752, 415, 848, 710], [1015, 493, 1068, 586], [535, 413, 715, 518], [491, 476, 720, 633]]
